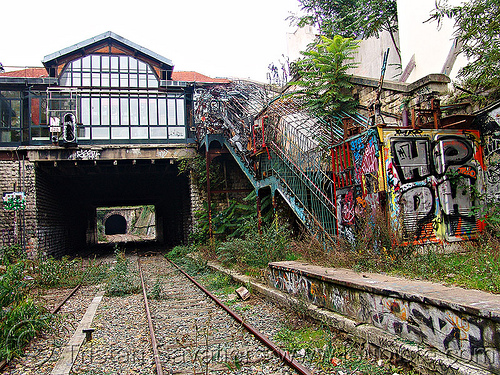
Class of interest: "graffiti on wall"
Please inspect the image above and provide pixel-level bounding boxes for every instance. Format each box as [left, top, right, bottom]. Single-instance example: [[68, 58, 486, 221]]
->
[[269, 267, 500, 372], [383, 129, 484, 243], [334, 129, 383, 241], [480, 109, 500, 202]]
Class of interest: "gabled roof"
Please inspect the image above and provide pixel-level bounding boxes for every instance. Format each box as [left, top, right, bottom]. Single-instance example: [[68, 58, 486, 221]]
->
[[43, 31, 173, 66], [42, 31, 174, 79]]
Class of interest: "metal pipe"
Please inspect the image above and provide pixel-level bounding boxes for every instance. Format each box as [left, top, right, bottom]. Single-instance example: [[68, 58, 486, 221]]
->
[[166, 258, 312, 375], [137, 258, 164, 375]]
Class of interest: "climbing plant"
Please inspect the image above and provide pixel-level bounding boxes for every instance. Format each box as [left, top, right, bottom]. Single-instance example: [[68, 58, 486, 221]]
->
[[289, 35, 358, 149]]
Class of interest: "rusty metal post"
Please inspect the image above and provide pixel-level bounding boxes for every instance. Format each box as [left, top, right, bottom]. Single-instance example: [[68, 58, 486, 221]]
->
[[206, 151, 213, 240], [256, 193, 262, 235]]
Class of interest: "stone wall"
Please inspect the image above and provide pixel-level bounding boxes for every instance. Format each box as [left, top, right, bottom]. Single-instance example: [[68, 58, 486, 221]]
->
[[0, 159, 38, 258]]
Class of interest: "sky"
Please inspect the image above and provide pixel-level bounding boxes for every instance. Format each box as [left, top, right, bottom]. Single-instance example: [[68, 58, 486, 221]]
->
[[0, 0, 303, 82]]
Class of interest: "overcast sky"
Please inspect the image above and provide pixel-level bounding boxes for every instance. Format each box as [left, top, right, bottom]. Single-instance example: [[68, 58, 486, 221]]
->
[[0, 0, 302, 82]]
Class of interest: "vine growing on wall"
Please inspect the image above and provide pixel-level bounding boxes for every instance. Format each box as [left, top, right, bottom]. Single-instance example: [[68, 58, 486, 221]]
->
[[177, 154, 223, 194]]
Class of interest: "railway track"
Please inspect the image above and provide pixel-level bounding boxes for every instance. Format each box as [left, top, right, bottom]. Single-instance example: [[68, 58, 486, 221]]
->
[[3, 253, 312, 374]]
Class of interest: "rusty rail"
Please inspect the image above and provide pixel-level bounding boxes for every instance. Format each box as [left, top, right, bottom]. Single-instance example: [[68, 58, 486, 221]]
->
[[165, 257, 313, 375], [137, 258, 164, 375]]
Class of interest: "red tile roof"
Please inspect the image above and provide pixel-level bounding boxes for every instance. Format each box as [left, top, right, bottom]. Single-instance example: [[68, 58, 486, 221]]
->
[[0, 67, 48, 78], [172, 71, 231, 84], [0, 67, 230, 84]]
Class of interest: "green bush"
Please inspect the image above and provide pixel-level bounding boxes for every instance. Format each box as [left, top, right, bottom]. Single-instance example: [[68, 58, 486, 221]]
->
[[216, 219, 292, 269], [0, 262, 52, 362], [106, 250, 139, 296], [0, 244, 25, 266]]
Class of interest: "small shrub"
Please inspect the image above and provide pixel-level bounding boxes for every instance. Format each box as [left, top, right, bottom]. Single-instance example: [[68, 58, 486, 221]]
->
[[0, 244, 25, 266], [0, 262, 52, 362], [106, 250, 140, 296]]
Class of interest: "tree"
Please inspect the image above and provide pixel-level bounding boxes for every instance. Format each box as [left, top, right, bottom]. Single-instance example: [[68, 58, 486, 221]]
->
[[289, 35, 358, 148], [428, 0, 500, 101], [294, 0, 400, 59]]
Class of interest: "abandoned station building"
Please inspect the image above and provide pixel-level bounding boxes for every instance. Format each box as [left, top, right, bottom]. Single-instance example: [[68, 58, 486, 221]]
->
[[0, 32, 233, 256]]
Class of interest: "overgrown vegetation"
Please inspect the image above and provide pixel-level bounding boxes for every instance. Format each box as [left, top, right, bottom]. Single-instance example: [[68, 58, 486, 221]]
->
[[106, 248, 140, 296], [0, 260, 52, 362], [289, 35, 359, 150]]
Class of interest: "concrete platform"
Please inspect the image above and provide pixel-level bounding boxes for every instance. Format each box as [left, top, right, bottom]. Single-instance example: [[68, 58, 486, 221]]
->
[[269, 261, 500, 374]]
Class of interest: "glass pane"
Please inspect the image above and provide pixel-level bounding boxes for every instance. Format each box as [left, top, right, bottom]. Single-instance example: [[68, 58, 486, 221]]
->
[[73, 59, 81, 69], [111, 98, 119, 125], [92, 72, 100, 86], [168, 127, 185, 139], [79, 127, 91, 140], [129, 58, 138, 73], [73, 72, 81, 86], [129, 74, 138, 87], [138, 74, 147, 88], [131, 127, 148, 139], [150, 127, 167, 139], [120, 56, 128, 71], [101, 56, 109, 71], [101, 97, 110, 125], [130, 98, 139, 125], [82, 73, 91, 86], [111, 73, 119, 87], [120, 74, 128, 88], [101, 73, 109, 87], [148, 74, 158, 88], [139, 98, 148, 125], [92, 127, 109, 139], [60, 73, 71, 86], [111, 56, 119, 71], [120, 98, 129, 125], [31, 127, 50, 140], [11, 100, 20, 128], [91, 97, 100, 125], [82, 56, 91, 70], [158, 99, 167, 125], [91, 55, 100, 71], [149, 98, 157, 125], [167, 99, 176, 125], [138, 61, 147, 72], [176, 99, 185, 125], [81, 97, 90, 124], [111, 127, 129, 139]]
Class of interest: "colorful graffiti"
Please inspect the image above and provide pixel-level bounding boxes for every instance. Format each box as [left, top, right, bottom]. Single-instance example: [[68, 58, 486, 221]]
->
[[382, 129, 484, 243], [333, 129, 383, 240], [332, 126, 485, 244], [269, 265, 500, 373]]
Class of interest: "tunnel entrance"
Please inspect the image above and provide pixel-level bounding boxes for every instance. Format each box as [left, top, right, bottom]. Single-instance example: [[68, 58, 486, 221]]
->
[[105, 215, 127, 235], [35, 159, 191, 256]]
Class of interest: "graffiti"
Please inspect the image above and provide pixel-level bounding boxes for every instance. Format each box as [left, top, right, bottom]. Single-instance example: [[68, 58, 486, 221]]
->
[[335, 130, 382, 237], [269, 266, 499, 372], [3, 192, 26, 211], [156, 149, 169, 158], [395, 128, 423, 136], [69, 149, 100, 160], [386, 131, 482, 243]]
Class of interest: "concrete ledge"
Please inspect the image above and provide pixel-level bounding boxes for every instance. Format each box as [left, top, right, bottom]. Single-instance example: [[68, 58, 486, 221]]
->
[[269, 261, 500, 374], [206, 261, 491, 375]]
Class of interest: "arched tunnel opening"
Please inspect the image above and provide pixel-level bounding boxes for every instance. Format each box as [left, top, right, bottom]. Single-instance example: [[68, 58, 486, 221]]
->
[[34, 158, 191, 256], [105, 214, 127, 235]]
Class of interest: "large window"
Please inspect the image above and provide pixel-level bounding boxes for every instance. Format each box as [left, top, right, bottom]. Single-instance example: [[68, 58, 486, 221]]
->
[[0, 92, 22, 143], [60, 55, 159, 88], [53, 54, 187, 143]]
